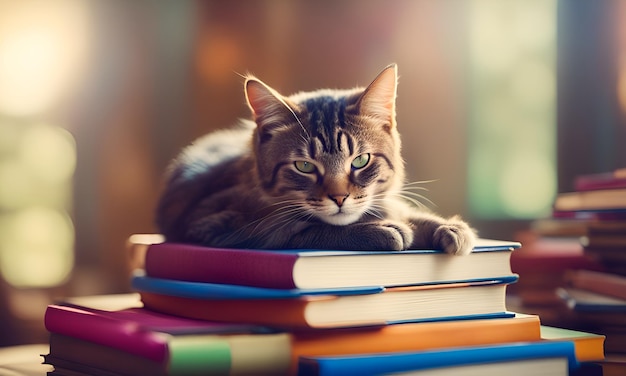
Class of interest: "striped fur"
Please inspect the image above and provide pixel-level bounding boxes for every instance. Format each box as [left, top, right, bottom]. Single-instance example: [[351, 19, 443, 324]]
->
[[156, 65, 476, 254]]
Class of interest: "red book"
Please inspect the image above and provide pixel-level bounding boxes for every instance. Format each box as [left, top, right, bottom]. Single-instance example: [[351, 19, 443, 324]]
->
[[565, 269, 626, 301], [141, 239, 519, 290], [510, 237, 604, 274]]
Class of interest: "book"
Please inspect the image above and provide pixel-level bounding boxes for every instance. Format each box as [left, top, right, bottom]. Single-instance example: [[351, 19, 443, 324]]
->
[[134, 275, 518, 329], [553, 209, 626, 221], [565, 270, 626, 301], [555, 289, 626, 343], [575, 169, 626, 191], [601, 327, 626, 354], [44, 294, 543, 375], [586, 220, 626, 235], [45, 332, 290, 376], [140, 238, 520, 289], [297, 341, 579, 376], [581, 234, 626, 249], [599, 354, 626, 376], [557, 287, 626, 313], [510, 236, 602, 274], [540, 326, 605, 362], [44, 299, 290, 374], [508, 234, 603, 308], [554, 188, 626, 212]]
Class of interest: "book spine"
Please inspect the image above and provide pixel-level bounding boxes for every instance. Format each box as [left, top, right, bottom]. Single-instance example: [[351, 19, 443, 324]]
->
[[145, 243, 299, 289], [44, 305, 168, 363]]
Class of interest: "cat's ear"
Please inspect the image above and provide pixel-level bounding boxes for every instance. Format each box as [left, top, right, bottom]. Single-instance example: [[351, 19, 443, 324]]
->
[[357, 64, 398, 128], [245, 77, 296, 128]]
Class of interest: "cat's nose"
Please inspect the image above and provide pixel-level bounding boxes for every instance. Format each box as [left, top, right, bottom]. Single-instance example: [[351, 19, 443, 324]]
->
[[329, 193, 349, 207]]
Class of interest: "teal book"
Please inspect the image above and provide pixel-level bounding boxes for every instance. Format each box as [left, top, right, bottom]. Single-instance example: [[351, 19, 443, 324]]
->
[[297, 341, 579, 376]]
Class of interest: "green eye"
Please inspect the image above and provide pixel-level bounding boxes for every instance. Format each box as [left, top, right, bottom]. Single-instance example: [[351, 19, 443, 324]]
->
[[351, 154, 370, 169], [295, 161, 316, 173]]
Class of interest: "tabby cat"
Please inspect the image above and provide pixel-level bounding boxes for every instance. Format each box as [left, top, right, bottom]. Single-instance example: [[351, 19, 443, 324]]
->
[[156, 64, 476, 254]]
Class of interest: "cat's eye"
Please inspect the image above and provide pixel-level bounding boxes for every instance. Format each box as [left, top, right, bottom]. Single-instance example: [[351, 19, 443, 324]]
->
[[294, 161, 316, 173], [351, 154, 371, 169]]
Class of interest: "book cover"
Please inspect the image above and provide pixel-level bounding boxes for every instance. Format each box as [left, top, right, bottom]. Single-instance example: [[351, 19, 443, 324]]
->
[[297, 341, 579, 376], [552, 209, 626, 221], [540, 325, 605, 362], [46, 332, 290, 376], [141, 238, 520, 289], [574, 169, 626, 191], [46, 334, 168, 376], [134, 276, 517, 329], [44, 297, 281, 365], [510, 236, 603, 274], [557, 287, 626, 313]]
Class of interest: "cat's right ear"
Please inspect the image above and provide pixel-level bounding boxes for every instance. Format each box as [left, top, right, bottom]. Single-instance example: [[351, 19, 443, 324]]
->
[[245, 78, 296, 129]]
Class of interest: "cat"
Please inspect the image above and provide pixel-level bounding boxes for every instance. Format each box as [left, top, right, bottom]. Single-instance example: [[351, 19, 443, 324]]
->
[[155, 64, 477, 255]]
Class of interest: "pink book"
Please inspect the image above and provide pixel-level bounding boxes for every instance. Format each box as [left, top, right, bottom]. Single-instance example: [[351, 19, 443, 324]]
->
[[44, 296, 261, 363], [574, 169, 626, 191], [141, 240, 519, 290]]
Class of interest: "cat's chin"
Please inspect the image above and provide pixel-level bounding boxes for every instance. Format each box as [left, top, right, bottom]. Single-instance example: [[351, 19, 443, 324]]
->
[[318, 212, 363, 226]]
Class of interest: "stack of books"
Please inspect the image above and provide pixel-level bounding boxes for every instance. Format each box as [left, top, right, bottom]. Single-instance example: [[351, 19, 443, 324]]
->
[[550, 169, 626, 372], [42, 237, 606, 375]]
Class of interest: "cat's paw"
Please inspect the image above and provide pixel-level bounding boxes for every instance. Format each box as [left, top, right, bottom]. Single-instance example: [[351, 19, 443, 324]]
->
[[433, 216, 477, 255], [379, 221, 414, 251], [358, 221, 414, 251]]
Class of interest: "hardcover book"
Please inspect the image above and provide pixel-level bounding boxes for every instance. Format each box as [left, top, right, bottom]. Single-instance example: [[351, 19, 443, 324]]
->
[[133, 275, 518, 329], [554, 188, 626, 212], [574, 169, 626, 191], [540, 325, 605, 362], [297, 341, 579, 376], [141, 238, 520, 289]]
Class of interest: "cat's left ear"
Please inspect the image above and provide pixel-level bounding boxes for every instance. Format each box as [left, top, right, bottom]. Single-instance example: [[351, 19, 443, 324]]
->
[[357, 64, 398, 128]]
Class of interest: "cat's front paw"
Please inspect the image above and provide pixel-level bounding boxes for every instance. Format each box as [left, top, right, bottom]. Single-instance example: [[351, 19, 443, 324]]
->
[[358, 221, 414, 251], [433, 216, 477, 255]]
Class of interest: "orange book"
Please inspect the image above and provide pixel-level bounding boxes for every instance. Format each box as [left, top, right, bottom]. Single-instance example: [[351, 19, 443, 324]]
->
[[540, 325, 605, 362], [286, 316, 542, 374]]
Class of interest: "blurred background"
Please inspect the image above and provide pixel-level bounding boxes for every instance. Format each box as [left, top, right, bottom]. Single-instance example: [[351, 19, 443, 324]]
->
[[1, 0, 625, 346]]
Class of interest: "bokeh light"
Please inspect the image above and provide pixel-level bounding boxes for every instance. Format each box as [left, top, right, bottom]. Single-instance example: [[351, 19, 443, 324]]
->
[[468, 0, 557, 219], [0, 207, 74, 287], [0, 0, 90, 116]]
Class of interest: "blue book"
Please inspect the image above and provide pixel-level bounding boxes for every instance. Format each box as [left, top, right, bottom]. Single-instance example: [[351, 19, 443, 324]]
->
[[297, 341, 580, 376], [133, 275, 518, 329]]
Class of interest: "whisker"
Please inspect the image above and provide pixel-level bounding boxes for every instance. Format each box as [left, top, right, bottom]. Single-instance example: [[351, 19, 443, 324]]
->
[[404, 179, 438, 186]]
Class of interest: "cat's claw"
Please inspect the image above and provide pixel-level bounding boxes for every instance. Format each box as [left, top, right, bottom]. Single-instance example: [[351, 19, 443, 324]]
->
[[433, 217, 477, 255]]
